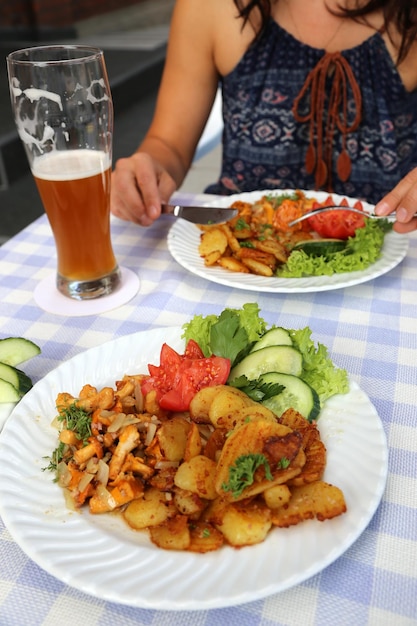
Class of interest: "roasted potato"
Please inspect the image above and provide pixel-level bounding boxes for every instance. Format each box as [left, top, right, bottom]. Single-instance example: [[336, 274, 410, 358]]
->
[[213, 500, 272, 547], [215, 419, 304, 501], [198, 228, 228, 265], [271, 481, 347, 527], [124, 487, 175, 529], [188, 521, 224, 553], [174, 455, 218, 499], [149, 514, 191, 551], [157, 415, 191, 462]]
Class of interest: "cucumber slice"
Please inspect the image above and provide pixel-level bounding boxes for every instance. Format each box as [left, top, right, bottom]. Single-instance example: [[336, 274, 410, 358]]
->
[[0, 337, 41, 366], [229, 345, 303, 381], [292, 239, 347, 256], [0, 378, 21, 403], [250, 327, 292, 352], [0, 362, 33, 397], [259, 372, 321, 421]]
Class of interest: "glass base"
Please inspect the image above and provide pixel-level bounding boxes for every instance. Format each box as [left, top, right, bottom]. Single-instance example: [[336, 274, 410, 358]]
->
[[56, 266, 122, 300]]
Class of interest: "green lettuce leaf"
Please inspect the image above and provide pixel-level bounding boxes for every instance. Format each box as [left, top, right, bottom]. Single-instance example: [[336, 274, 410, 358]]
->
[[182, 303, 266, 363], [278, 219, 392, 278], [290, 327, 349, 403]]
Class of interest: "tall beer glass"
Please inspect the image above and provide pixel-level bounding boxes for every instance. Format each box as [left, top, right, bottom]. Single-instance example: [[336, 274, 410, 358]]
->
[[7, 46, 121, 300]]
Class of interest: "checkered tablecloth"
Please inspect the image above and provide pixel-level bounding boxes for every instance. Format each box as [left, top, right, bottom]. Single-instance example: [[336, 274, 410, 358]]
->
[[0, 192, 416, 626]]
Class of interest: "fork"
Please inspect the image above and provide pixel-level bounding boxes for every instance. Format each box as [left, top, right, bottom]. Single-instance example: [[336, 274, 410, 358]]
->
[[287, 205, 404, 227]]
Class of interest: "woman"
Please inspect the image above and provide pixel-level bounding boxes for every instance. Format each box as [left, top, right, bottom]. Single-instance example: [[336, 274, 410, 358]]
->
[[111, 0, 417, 233]]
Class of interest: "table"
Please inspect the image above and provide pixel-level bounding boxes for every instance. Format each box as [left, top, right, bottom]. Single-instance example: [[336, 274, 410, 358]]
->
[[0, 191, 416, 626]]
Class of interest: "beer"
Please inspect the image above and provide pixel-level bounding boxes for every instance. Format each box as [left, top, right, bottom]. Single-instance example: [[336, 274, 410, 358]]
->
[[33, 150, 117, 281]]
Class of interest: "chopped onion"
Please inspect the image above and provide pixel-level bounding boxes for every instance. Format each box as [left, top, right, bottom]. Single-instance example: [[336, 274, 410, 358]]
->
[[108, 412, 141, 433], [145, 421, 157, 446], [134, 382, 144, 412], [63, 488, 76, 511], [86, 457, 98, 473], [107, 413, 127, 433], [57, 461, 72, 487], [95, 484, 117, 510], [123, 414, 141, 427], [51, 415, 60, 430], [78, 471, 95, 493], [96, 459, 110, 486], [155, 460, 179, 470], [198, 424, 214, 440]]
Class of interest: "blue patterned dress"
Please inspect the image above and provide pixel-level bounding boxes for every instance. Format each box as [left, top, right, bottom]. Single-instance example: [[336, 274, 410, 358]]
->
[[205, 19, 417, 204]]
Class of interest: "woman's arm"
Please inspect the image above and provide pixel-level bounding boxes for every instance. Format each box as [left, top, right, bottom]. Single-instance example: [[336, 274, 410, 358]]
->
[[111, 0, 221, 225]]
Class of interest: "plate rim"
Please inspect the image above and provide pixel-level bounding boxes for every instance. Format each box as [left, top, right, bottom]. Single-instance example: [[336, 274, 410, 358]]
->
[[167, 189, 409, 293], [0, 326, 388, 610]]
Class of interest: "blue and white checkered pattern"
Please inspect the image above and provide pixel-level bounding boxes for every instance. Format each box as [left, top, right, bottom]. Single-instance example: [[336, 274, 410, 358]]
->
[[1, 192, 416, 626]]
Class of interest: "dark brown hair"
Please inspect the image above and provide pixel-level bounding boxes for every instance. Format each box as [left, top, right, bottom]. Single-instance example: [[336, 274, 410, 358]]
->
[[232, 0, 417, 63]]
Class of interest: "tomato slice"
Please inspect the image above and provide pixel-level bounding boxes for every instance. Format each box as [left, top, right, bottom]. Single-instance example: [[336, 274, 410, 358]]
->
[[307, 196, 366, 239], [183, 339, 205, 359], [141, 340, 231, 412]]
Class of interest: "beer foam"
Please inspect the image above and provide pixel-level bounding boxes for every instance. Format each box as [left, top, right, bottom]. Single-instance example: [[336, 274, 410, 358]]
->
[[32, 149, 110, 181], [22, 87, 63, 110]]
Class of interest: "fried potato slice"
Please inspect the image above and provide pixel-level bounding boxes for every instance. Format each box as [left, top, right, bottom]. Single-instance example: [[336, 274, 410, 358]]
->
[[233, 404, 278, 424], [184, 422, 202, 461], [208, 386, 253, 429], [188, 521, 224, 553], [149, 514, 191, 551], [254, 239, 288, 263], [174, 455, 218, 499], [189, 385, 223, 423], [262, 483, 292, 509], [271, 481, 347, 527], [215, 420, 303, 501], [280, 408, 326, 485], [239, 247, 276, 267], [241, 258, 274, 276], [289, 438, 326, 486], [213, 500, 272, 547], [124, 487, 175, 529], [173, 487, 207, 517], [203, 427, 227, 461], [217, 256, 250, 273], [157, 415, 191, 462], [219, 224, 242, 255], [198, 228, 228, 265]]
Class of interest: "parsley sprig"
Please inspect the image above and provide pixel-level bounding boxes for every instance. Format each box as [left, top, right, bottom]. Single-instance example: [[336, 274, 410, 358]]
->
[[228, 375, 285, 402], [222, 453, 273, 498]]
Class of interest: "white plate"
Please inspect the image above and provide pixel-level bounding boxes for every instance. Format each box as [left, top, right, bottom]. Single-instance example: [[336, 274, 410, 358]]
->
[[0, 327, 388, 611], [0, 402, 15, 431], [167, 190, 409, 292]]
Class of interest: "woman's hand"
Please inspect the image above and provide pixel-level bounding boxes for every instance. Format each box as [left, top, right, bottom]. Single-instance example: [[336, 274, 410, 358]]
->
[[375, 169, 417, 233], [111, 152, 177, 227]]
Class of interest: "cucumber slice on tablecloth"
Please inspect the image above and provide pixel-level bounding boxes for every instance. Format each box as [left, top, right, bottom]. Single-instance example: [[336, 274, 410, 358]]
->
[[0, 337, 41, 366]]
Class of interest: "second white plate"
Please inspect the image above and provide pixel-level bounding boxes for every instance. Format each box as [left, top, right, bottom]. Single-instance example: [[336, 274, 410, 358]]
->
[[167, 190, 409, 292]]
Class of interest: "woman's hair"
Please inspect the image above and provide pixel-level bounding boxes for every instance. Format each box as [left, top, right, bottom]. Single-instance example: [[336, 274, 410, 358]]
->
[[232, 0, 417, 63]]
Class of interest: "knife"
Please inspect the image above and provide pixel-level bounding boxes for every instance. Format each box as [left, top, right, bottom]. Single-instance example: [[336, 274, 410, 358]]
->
[[161, 203, 238, 224]]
